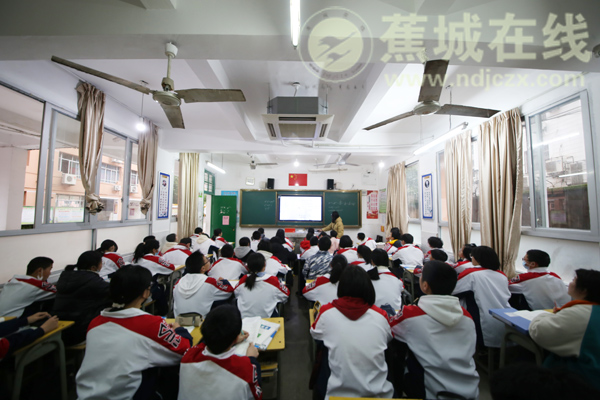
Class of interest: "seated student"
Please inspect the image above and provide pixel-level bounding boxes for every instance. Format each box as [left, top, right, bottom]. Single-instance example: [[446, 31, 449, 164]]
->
[[269, 236, 294, 266], [453, 243, 477, 274], [212, 228, 228, 249], [163, 237, 193, 266], [178, 305, 262, 400], [196, 232, 218, 257], [133, 239, 176, 276], [234, 237, 254, 263], [173, 251, 234, 317], [235, 253, 290, 318], [76, 265, 193, 400], [303, 255, 348, 305], [1, 312, 59, 361], [257, 227, 265, 240], [369, 249, 404, 310], [208, 244, 249, 281], [97, 239, 125, 280], [52, 251, 111, 346], [509, 250, 570, 310], [529, 269, 600, 391], [429, 249, 448, 263], [452, 246, 510, 348], [300, 236, 319, 261], [392, 233, 423, 266], [190, 227, 203, 252], [0, 257, 56, 317], [337, 235, 358, 264], [383, 228, 401, 253], [310, 265, 394, 399], [424, 236, 447, 262], [276, 228, 295, 253], [160, 233, 178, 255], [391, 261, 479, 400], [143, 235, 156, 244], [356, 232, 377, 250], [256, 240, 290, 277], [303, 236, 333, 280], [350, 245, 373, 270], [300, 229, 315, 251], [328, 230, 340, 254], [250, 231, 261, 252]]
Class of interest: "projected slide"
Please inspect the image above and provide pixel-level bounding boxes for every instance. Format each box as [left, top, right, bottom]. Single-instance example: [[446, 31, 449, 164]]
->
[[279, 196, 322, 222]]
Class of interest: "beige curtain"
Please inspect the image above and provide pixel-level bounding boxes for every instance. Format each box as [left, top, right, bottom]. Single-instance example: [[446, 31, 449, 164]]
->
[[479, 108, 523, 278], [76, 82, 106, 214], [138, 121, 158, 215], [177, 153, 200, 239], [445, 130, 473, 259], [385, 162, 409, 237]]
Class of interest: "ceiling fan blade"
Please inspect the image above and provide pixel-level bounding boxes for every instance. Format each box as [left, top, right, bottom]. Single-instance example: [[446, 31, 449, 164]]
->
[[176, 89, 246, 103], [159, 103, 185, 129], [51, 56, 152, 95], [339, 153, 352, 163], [257, 163, 278, 166], [314, 163, 335, 167], [345, 163, 360, 166], [418, 59, 449, 103], [436, 104, 500, 118], [363, 111, 415, 131]]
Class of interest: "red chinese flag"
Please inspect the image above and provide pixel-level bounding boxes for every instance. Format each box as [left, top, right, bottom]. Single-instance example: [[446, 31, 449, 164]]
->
[[289, 173, 308, 186]]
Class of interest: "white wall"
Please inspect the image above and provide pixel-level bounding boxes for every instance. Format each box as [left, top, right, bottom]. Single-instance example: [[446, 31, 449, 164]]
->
[[0, 147, 27, 231], [151, 148, 178, 244]]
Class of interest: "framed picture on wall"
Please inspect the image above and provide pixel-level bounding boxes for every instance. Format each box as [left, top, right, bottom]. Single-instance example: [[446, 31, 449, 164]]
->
[[422, 174, 433, 219], [158, 172, 170, 219]]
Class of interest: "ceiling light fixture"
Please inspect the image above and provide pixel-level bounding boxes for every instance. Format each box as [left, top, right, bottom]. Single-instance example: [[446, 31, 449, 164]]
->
[[136, 81, 148, 132], [413, 122, 469, 155], [379, 161, 384, 168], [290, 0, 301, 47], [206, 161, 226, 174], [294, 159, 299, 167]]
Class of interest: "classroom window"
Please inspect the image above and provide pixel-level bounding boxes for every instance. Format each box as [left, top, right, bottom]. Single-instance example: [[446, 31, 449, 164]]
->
[[471, 139, 480, 223], [204, 170, 215, 196], [438, 152, 448, 223], [97, 132, 126, 222], [406, 162, 419, 219], [172, 159, 179, 221]]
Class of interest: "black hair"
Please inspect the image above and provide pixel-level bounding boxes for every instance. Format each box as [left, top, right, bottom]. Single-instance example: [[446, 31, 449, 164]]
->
[[180, 238, 192, 246], [400, 233, 414, 244], [252, 231, 261, 240], [221, 244, 234, 258], [357, 232, 365, 241], [328, 255, 348, 284], [239, 237, 250, 247], [257, 239, 271, 252], [65, 250, 102, 272], [276, 229, 286, 242], [371, 249, 389, 267], [212, 228, 222, 241], [428, 236, 443, 249], [339, 235, 353, 249], [319, 231, 329, 238], [258, 228, 264, 234], [391, 230, 401, 240], [356, 245, 372, 264], [462, 243, 477, 261], [430, 249, 448, 262], [166, 233, 176, 243], [186, 251, 207, 274], [26, 256, 54, 276], [309, 236, 319, 246], [307, 228, 315, 235], [201, 305, 243, 354], [421, 261, 457, 295], [270, 236, 282, 245], [337, 265, 376, 305], [194, 227, 202, 234], [98, 239, 118, 253], [331, 211, 339, 223], [574, 269, 600, 303], [390, 227, 400, 234], [143, 235, 156, 243], [109, 265, 152, 307], [318, 236, 331, 251], [306, 232, 314, 240], [244, 253, 266, 290], [330, 230, 338, 238], [367, 265, 381, 281], [526, 250, 551, 267], [133, 240, 160, 262], [471, 246, 500, 270]]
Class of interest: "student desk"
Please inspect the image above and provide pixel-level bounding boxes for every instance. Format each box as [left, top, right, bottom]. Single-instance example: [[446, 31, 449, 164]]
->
[[489, 308, 549, 367], [400, 265, 417, 297]]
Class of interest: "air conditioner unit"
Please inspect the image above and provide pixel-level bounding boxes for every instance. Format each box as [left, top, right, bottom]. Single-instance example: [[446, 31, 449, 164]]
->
[[545, 159, 562, 174], [113, 185, 122, 192], [61, 173, 77, 186], [262, 97, 334, 141], [130, 185, 138, 193]]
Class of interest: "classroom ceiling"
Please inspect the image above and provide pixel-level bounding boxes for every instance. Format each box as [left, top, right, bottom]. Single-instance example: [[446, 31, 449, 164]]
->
[[0, 0, 599, 168]]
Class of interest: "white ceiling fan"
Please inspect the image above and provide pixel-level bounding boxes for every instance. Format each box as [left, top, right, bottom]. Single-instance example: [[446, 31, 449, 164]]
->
[[248, 154, 278, 170], [314, 153, 359, 168]]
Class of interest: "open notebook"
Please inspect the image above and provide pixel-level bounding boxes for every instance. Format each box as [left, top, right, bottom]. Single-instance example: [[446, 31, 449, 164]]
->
[[234, 317, 280, 355]]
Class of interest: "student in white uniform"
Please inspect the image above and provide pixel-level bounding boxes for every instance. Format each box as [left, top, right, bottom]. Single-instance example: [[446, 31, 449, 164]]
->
[[349, 245, 372, 270], [310, 265, 394, 399], [276, 228, 295, 253], [303, 255, 348, 305], [133, 239, 176, 315], [391, 261, 479, 400], [452, 246, 511, 348], [328, 230, 340, 255], [337, 235, 358, 264], [384, 228, 401, 254], [356, 232, 376, 250], [234, 253, 290, 318], [392, 234, 424, 267], [173, 251, 235, 317], [300, 236, 320, 261], [76, 265, 193, 400], [207, 244, 249, 281], [234, 237, 254, 263], [424, 237, 449, 263], [0, 256, 56, 317], [256, 240, 290, 277], [98, 239, 125, 280], [195, 233, 217, 257], [178, 305, 262, 400], [250, 231, 261, 252], [160, 233, 178, 255], [162, 238, 193, 266], [190, 227, 203, 252], [509, 249, 571, 310], [369, 249, 404, 311], [212, 228, 228, 249], [453, 243, 477, 274]]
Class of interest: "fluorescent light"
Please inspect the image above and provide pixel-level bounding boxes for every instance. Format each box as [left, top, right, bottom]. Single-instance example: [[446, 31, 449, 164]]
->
[[413, 122, 469, 155], [136, 118, 147, 132], [206, 161, 226, 174], [294, 160, 299, 167], [558, 172, 587, 178], [379, 161, 384, 168], [290, 0, 301, 47]]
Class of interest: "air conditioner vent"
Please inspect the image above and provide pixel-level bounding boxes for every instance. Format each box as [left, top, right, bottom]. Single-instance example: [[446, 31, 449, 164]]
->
[[262, 96, 333, 141], [319, 124, 328, 138], [278, 116, 317, 122], [267, 123, 277, 138]]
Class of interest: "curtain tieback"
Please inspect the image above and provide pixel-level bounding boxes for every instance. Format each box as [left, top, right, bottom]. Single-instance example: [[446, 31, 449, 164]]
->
[[86, 193, 105, 215], [140, 198, 152, 215]]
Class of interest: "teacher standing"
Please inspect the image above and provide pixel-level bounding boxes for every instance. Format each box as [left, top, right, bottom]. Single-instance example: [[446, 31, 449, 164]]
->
[[322, 211, 344, 238]]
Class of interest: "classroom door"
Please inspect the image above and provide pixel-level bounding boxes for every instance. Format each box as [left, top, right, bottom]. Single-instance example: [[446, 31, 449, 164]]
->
[[210, 195, 237, 243]]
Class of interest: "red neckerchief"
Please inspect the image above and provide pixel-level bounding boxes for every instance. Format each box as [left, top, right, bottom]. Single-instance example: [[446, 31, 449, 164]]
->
[[555, 299, 600, 313]]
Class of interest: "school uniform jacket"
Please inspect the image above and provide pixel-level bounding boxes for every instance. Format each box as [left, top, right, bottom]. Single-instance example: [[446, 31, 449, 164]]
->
[[135, 254, 176, 277], [300, 245, 319, 260], [0, 315, 45, 361], [304, 250, 333, 279], [453, 260, 474, 275], [173, 274, 234, 317], [452, 268, 511, 348], [214, 236, 228, 249], [163, 245, 192, 266], [424, 248, 450, 263], [100, 252, 125, 279], [179, 342, 262, 400], [383, 239, 398, 254], [371, 266, 404, 310], [530, 300, 600, 390], [282, 237, 294, 252], [349, 260, 371, 271], [509, 267, 571, 310], [250, 239, 260, 252], [391, 295, 479, 399], [189, 234, 202, 251], [302, 274, 338, 304], [392, 244, 423, 266], [256, 250, 290, 276], [357, 237, 377, 250], [76, 308, 192, 400], [234, 274, 290, 318], [337, 248, 358, 264], [310, 297, 394, 399], [195, 235, 217, 255], [207, 257, 249, 281], [0, 275, 56, 317]]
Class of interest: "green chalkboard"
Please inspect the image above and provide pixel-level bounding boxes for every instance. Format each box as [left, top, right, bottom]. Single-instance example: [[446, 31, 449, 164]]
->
[[324, 191, 361, 226], [240, 190, 277, 226]]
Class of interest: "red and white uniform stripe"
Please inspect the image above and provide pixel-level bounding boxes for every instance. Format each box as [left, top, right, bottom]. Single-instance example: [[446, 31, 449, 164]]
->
[[0, 275, 56, 317], [234, 274, 290, 318]]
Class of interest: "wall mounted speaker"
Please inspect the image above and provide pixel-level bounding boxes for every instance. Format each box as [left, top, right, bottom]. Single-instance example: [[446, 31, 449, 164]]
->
[[327, 179, 334, 190], [266, 178, 275, 189]]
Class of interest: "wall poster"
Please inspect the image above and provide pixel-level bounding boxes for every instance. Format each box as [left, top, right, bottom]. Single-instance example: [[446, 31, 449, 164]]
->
[[366, 190, 379, 219], [158, 172, 170, 219], [422, 174, 433, 219]]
